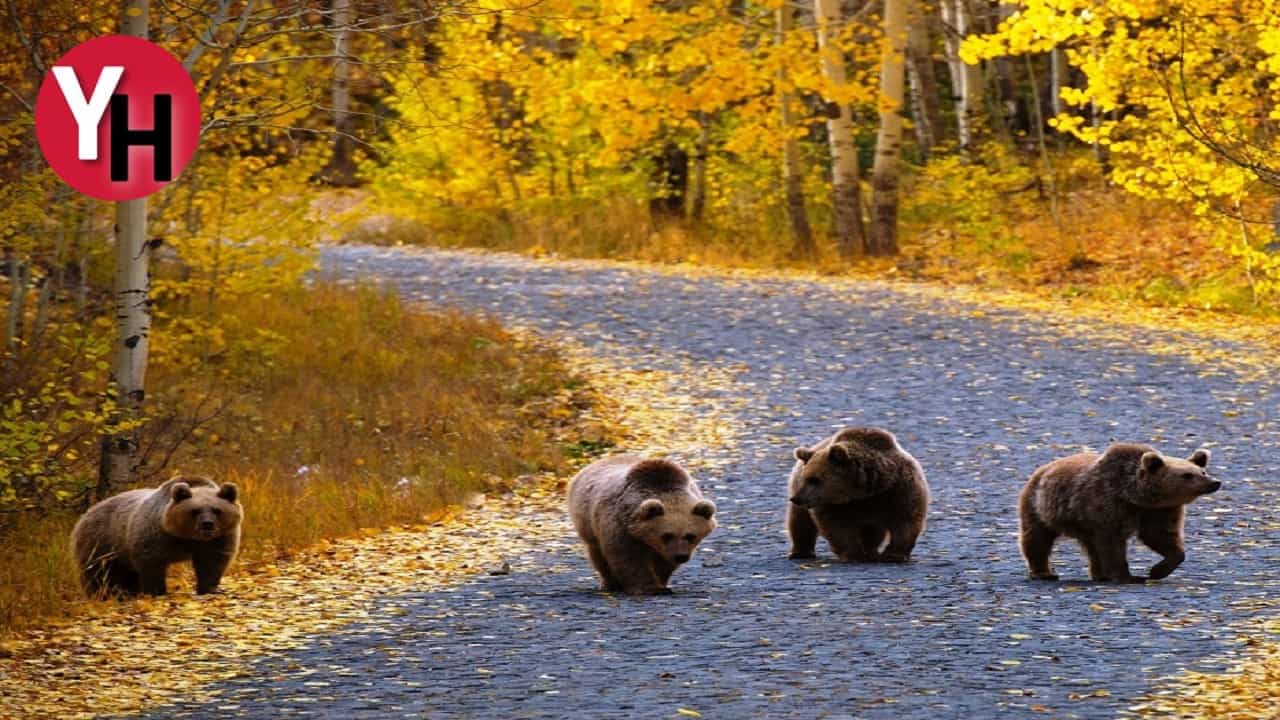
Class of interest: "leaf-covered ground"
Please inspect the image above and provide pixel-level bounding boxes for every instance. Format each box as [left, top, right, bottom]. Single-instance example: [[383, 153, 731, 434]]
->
[[5, 245, 1278, 719]]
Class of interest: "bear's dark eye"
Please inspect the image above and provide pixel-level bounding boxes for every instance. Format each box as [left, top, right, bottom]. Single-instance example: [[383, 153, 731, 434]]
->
[[684, 534, 696, 543], [662, 533, 675, 542], [1182, 472, 1193, 480], [190, 509, 200, 517], [807, 477, 821, 486], [212, 508, 222, 516]]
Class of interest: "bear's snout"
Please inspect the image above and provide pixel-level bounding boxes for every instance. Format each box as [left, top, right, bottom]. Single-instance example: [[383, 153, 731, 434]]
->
[[198, 519, 217, 535], [789, 495, 809, 507], [1204, 480, 1222, 494], [672, 553, 691, 564]]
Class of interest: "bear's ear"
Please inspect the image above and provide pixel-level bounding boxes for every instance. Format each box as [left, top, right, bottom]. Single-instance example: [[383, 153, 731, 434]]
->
[[1189, 449, 1210, 468], [171, 482, 192, 502], [635, 498, 665, 522], [827, 443, 851, 465], [217, 483, 239, 502], [692, 500, 716, 519], [1140, 452, 1164, 473], [794, 447, 815, 463]]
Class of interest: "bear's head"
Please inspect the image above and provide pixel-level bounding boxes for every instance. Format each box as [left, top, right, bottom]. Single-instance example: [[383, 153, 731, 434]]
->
[[790, 441, 883, 508], [1128, 449, 1220, 508], [629, 495, 717, 566], [160, 476, 243, 541]]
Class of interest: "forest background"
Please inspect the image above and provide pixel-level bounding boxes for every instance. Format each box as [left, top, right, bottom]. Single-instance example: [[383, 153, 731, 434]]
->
[[3, 0, 1279, 630]]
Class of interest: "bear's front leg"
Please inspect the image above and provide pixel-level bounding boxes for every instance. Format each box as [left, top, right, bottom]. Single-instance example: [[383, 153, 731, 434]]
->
[[823, 521, 876, 563], [787, 504, 818, 559], [193, 547, 234, 595], [1139, 508, 1186, 581], [602, 542, 669, 595]]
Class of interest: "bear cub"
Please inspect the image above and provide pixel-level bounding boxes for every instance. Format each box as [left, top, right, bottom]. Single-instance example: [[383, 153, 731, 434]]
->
[[71, 475, 243, 597], [1019, 443, 1220, 583], [788, 427, 930, 563], [568, 455, 717, 595]]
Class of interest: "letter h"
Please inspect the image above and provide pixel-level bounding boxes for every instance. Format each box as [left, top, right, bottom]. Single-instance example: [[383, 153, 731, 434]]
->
[[109, 94, 173, 182]]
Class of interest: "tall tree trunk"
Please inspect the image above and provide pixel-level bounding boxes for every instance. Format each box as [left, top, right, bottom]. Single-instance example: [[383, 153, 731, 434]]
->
[[1025, 54, 1060, 228], [100, 0, 152, 499], [320, 0, 357, 186], [4, 251, 27, 356], [905, 4, 943, 159], [777, 4, 814, 257], [871, 0, 908, 256], [1049, 47, 1065, 118], [941, 0, 985, 148], [689, 112, 710, 221], [814, 0, 866, 257], [649, 141, 689, 225]]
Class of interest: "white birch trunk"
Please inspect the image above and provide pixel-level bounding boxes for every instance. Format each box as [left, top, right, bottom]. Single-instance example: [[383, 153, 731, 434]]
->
[[870, 0, 908, 255], [814, 0, 865, 257], [1050, 47, 1065, 118], [100, 0, 151, 496], [942, 0, 984, 147]]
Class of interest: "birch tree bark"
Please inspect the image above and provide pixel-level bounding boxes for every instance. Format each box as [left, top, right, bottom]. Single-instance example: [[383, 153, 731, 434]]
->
[[870, 0, 908, 255], [1049, 47, 1065, 118], [814, 0, 866, 257], [320, 0, 358, 186], [941, 0, 985, 148], [777, 3, 814, 257], [100, 0, 152, 497]]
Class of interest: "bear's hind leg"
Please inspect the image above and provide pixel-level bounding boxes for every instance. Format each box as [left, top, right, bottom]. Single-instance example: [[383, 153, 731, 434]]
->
[[1139, 509, 1185, 580], [584, 541, 621, 591], [787, 505, 819, 560], [1093, 535, 1144, 583], [860, 525, 888, 555], [106, 564, 141, 596], [136, 564, 169, 596], [1020, 517, 1059, 580], [880, 519, 922, 563]]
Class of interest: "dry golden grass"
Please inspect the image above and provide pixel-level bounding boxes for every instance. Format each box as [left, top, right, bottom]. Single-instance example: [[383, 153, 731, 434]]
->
[[0, 283, 597, 634], [354, 154, 1276, 319]]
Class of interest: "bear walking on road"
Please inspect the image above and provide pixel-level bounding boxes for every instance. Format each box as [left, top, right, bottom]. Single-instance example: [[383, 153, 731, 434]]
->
[[71, 475, 243, 597], [568, 455, 717, 595], [787, 427, 930, 563], [1019, 443, 1220, 582]]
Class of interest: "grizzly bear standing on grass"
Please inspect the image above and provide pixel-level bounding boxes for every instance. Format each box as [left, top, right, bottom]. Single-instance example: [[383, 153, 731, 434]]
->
[[568, 455, 717, 595], [71, 475, 243, 597], [787, 427, 930, 563], [1019, 443, 1220, 583]]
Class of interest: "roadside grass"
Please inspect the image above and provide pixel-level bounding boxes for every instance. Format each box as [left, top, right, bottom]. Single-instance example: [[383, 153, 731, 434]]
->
[[0, 283, 603, 634], [354, 151, 1277, 320]]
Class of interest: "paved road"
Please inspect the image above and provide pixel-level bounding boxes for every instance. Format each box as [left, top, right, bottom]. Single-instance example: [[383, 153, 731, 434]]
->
[[144, 245, 1279, 719]]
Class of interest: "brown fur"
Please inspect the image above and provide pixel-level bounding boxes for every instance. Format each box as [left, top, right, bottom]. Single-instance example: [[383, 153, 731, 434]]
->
[[787, 427, 930, 563], [567, 455, 717, 595], [70, 475, 243, 597], [1019, 443, 1219, 582]]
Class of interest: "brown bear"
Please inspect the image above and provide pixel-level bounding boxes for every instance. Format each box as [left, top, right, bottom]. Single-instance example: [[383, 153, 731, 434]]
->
[[1019, 443, 1219, 583], [567, 455, 717, 595], [70, 475, 243, 597], [787, 427, 929, 563]]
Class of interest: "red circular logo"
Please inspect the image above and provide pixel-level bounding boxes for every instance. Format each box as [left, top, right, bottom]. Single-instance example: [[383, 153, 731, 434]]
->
[[34, 35, 200, 201]]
